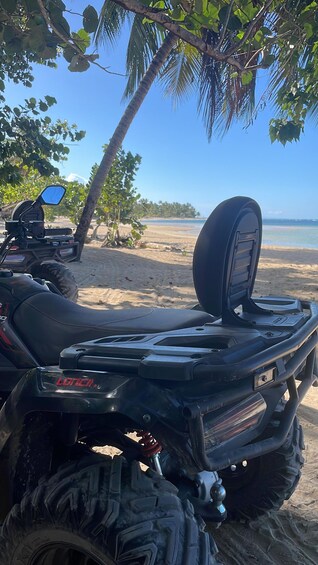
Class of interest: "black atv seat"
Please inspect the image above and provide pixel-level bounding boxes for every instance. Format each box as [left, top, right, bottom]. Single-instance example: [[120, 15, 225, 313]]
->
[[13, 291, 213, 365]]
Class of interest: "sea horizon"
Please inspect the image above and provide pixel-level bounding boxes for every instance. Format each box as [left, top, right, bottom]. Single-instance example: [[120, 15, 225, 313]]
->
[[143, 217, 318, 250]]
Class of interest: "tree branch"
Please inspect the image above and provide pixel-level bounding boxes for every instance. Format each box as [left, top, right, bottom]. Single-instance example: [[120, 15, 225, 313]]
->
[[112, 0, 246, 71], [216, 0, 235, 50], [36, 0, 125, 76], [225, 0, 275, 56]]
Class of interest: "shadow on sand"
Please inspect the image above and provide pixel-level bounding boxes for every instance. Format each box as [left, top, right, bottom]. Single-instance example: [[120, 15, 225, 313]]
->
[[212, 508, 318, 565]]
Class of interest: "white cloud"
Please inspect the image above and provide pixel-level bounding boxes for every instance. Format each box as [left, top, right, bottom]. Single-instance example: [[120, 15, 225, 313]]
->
[[265, 209, 283, 217], [66, 173, 88, 183]]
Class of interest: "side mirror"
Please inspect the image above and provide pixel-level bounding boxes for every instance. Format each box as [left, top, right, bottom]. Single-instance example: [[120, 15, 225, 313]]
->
[[38, 185, 66, 205]]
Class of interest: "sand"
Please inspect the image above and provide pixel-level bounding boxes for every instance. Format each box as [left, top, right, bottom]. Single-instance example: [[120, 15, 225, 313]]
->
[[67, 224, 318, 565]]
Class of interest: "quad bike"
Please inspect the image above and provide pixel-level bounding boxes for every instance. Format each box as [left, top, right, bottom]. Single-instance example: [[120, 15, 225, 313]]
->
[[0, 188, 316, 564], [0, 187, 79, 301]]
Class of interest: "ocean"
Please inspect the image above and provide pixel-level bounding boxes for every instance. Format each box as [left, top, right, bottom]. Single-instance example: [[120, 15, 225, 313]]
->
[[143, 218, 318, 250]]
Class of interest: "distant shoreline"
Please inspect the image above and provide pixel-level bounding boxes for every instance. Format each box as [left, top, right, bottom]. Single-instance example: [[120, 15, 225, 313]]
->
[[142, 218, 318, 250], [142, 217, 318, 225]]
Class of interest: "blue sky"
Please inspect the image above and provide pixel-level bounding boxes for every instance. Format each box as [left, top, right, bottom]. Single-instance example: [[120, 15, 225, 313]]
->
[[5, 1, 318, 219]]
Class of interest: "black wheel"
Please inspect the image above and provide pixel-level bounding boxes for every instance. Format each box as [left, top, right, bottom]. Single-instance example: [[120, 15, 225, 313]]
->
[[32, 261, 78, 302], [0, 455, 218, 565], [219, 407, 305, 521]]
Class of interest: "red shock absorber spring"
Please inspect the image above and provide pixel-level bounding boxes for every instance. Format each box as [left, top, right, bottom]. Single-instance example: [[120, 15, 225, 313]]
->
[[137, 431, 162, 458]]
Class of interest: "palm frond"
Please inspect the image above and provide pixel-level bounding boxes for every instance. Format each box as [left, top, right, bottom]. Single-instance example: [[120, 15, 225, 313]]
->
[[195, 29, 257, 140], [307, 102, 318, 124], [124, 17, 164, 99], [160, 41, 201, 104], [216, 66, 256, 136], [197, 31, 223, 141], [95, 0, 131, 46]]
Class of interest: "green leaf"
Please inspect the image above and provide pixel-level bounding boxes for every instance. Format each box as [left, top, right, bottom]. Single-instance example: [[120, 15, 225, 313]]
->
[[312, 41, 318, 53], [141, 17, 155, 24], [241, 70, 253, 85], [39, 101, 48, 112], [219, 6, 242, 30], [63, 45, 78, 63], [39, 46, 57, 59], [262, 54, 275, 68], [170, 7, 186, 22], [73, 29, 90, 52], [24, 0, 40, 10], [44, 96, 56, 107], [234, 4, 258, 25], [261, 26, 272, 36], [304, 22, 313, 39], [228, 15, 242, 31], [195, 0, 207, 15], [206, 4, 219, 20], [68, 55, 90, 72], [51, 14, 70, 37], [253, 30, 264, 44], [47, 0, 66, 12], [83, 5, 99, 34], [269, 120, 302, 145]]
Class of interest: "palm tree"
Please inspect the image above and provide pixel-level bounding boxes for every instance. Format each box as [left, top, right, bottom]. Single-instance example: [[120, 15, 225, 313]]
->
[[74, 4, 177, 251], [74, 2, 257, 252]]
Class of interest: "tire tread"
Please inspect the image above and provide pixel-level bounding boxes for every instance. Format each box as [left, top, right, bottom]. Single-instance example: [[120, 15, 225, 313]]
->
[[0, 455, 218, 565]]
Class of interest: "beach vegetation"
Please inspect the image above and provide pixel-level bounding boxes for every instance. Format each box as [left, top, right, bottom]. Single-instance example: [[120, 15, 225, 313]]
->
[[0, 0, 99, 184], [86, 146, 145, 247], [0, 47, 85, 185], [134, 199, 199, 218], [0, 147, 145, 247], [0, 168, 85, 222], [59, 146, 145, 247]]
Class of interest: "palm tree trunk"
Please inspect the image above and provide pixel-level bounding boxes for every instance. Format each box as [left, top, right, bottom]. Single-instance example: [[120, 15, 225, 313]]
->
[[74, 32, 177, 254]]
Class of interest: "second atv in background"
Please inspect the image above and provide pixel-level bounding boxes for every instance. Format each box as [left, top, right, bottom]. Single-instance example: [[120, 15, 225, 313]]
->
[[0, 186, 79, 301]]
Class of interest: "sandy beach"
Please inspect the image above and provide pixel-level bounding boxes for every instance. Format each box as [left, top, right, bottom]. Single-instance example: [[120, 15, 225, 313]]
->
[[68, 224, 318, 565]]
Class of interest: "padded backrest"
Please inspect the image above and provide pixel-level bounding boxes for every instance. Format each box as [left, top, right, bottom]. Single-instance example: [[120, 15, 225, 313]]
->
[[193, 196, 262, 317]]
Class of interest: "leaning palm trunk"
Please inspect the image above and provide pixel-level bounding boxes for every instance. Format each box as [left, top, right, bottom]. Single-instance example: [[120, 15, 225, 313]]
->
[[75, 32, 177, 254]]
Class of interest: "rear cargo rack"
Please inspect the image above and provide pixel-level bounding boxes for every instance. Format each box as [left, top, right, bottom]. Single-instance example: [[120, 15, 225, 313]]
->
[[60, 297, 318, 383], [58, 296, 318, 471]]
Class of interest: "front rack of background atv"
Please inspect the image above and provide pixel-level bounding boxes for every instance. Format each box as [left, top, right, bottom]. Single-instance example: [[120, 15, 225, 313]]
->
[[58, 297, 318, 471]]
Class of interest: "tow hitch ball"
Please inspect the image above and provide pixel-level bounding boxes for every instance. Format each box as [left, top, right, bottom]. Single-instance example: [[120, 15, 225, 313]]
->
[[210, 480, 227, 519], [193, 470, 227, 524]]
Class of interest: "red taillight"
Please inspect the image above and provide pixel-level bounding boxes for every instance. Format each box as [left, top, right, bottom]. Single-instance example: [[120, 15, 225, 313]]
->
[[4, 254, 25, 264], [204, 393, 266, 450]]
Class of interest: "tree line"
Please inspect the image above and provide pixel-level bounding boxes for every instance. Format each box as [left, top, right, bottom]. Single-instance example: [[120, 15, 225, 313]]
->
[[134, 199, 199, 218]]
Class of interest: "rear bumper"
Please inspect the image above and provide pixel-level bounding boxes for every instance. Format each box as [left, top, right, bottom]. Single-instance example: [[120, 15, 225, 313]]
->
[[0, 338, 316, 474]]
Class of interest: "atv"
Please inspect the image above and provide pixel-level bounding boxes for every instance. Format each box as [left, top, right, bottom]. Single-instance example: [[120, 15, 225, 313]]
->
[[0, 188, 316, 564], [0, 186, 79, 301]]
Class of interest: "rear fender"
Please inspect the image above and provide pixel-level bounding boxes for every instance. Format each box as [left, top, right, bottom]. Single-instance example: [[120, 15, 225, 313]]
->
[[0, 367, 186, 457]]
